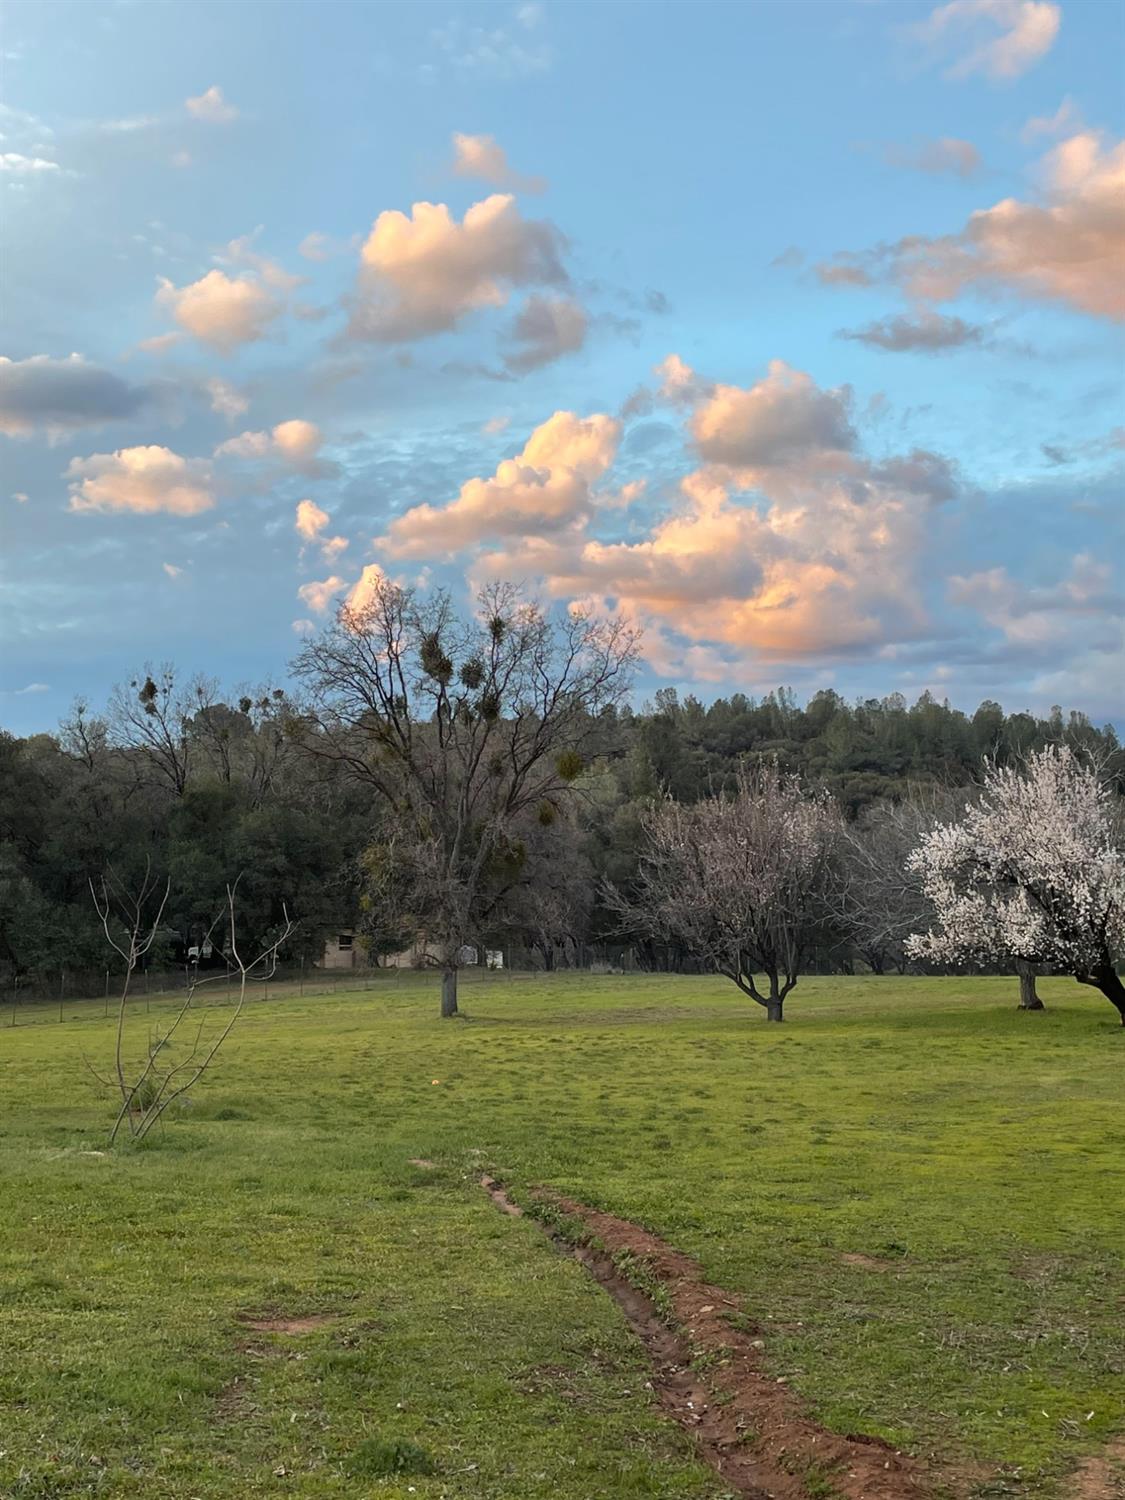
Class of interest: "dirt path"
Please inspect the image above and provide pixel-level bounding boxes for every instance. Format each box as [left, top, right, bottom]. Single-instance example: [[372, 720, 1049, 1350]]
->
[[480, 1176, 939, 1500]]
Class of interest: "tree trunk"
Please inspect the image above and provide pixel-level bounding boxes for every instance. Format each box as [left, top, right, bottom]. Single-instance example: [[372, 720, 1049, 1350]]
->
[[1015, 959, 1044, 1011], [1080, 962, 1125, 1025], [441, 967, 458, 1018], [765, 974, 784, 1022]]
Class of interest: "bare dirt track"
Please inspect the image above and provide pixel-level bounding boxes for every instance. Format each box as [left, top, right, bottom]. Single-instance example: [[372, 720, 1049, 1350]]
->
[[480, 1176, 941, 1500]]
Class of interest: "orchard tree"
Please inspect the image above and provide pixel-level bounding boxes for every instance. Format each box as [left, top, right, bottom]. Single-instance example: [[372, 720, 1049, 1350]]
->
[[835, 796, 940, 975], [292, 577, 637, 1016], [906, 746, 1125, 1024], [610, 763, 843, 1021]]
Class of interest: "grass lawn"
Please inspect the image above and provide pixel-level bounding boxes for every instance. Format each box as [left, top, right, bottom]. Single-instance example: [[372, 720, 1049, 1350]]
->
[[1, 973, 1122, 1499]]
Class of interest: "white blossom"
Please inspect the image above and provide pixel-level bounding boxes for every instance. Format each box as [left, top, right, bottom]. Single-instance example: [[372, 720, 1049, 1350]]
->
[[906, 746, 1125, 1022]]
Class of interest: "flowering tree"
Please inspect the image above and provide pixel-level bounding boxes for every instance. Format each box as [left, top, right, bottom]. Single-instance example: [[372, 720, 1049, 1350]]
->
[[906, 746, 1125, 1024], [609, 763, 843, 1021]]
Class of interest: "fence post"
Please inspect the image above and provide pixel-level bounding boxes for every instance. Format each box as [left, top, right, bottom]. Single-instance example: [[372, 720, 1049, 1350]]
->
[[300, 957, 305, 997], [59, 970, 65, 1023]]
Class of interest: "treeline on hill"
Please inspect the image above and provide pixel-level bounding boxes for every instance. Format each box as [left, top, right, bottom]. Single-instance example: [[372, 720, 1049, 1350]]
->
[[1, 656, 1119, 1002]]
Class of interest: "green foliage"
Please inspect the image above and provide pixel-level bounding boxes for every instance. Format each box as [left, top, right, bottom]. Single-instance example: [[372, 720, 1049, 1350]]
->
[[555, 749, 584, 782], [345, 1436, 436, 1477], [419, 633, 453, 685], [460, 657, 485, 690]]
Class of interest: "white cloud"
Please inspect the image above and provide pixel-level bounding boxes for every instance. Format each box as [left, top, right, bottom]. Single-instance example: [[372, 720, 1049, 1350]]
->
[[185, 85, 238, 124], [451, 132, 546, 193], [297, 575, 348, 613], [156, 269, 282, 352], [295, 498, 349, 561], [382, 409, 620, 558], [346, 563, 388, 614], [819, 128, 1125, 322], [0, 152, 59, 174], [913, 0, 1061, 81], [215, 419, 325, 472], [66, 446, 215, 516], [449, 362, 964, 674], [347, 193, 567, 341], [690, 359, 855, 470], [163, 562, 183, 578], [295, 498, 330, 541]]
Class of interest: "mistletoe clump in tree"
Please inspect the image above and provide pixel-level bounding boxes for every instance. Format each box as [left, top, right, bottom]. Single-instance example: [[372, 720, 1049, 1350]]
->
[[906, 745, 1125, 1024], [292, 576, 637, 1016]]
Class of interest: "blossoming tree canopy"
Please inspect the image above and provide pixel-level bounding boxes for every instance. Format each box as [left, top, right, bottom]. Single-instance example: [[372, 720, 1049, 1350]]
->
[[906, 746, 1125, 1024]]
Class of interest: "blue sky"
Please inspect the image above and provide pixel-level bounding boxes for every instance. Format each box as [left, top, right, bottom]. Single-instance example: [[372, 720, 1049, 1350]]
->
[[2, 0, 1123, 735]]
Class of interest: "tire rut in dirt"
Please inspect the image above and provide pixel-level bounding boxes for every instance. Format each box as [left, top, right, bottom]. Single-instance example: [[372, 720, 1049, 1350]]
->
[[480, 1175, 944, 1500]]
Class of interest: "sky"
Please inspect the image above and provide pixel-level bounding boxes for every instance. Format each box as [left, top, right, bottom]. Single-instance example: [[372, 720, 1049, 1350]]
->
[[1, 0, 1123, 736]]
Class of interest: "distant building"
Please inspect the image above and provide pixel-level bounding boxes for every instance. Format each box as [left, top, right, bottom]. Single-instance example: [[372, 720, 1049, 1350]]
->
[[320, 930, 361, 969]]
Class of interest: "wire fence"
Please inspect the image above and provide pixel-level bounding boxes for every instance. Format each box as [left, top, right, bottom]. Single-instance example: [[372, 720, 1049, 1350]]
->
[[0, 953, 644, 1032]]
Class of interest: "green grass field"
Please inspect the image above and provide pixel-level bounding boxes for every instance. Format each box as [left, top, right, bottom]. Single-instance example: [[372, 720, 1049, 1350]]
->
[[1, 973, 1122, 1499]]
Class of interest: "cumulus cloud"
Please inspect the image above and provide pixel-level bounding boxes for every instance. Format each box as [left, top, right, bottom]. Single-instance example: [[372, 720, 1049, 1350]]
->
[[690, 359, 855, 470], [818, 129, 1125, 322], [912, 0, 1061, 81], [66, 446, 215, 516], [451, 132, 546, 193], [382, 409, 620, 558], [503, 294, 588, 372], [887, 137, 982, 178], [185, 85, 238, 124], [295, 498, 330, 541], [838, 310, 987, 352], [0, 354, 163, 437], [215, 419, 326, 472], [451, 362, 964, 673], [345, 563, 388, 614], [297, 575, 348, 613], [156, 269, 283, 352], [346, 193, 568, 342], [295, 497, 348, 561]]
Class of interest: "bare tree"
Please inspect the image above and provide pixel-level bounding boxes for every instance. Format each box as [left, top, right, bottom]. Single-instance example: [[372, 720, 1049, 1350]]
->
[[609, 763, 843, 1021], [106, 665, 192, 797], [292, 577, 637, 1016], [90, 869, 294, 1142], [833, 791, 963, 975]]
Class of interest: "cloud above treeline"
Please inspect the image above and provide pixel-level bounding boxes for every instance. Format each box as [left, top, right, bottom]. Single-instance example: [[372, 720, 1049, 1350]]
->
[[819, 128, 1125, 322]]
